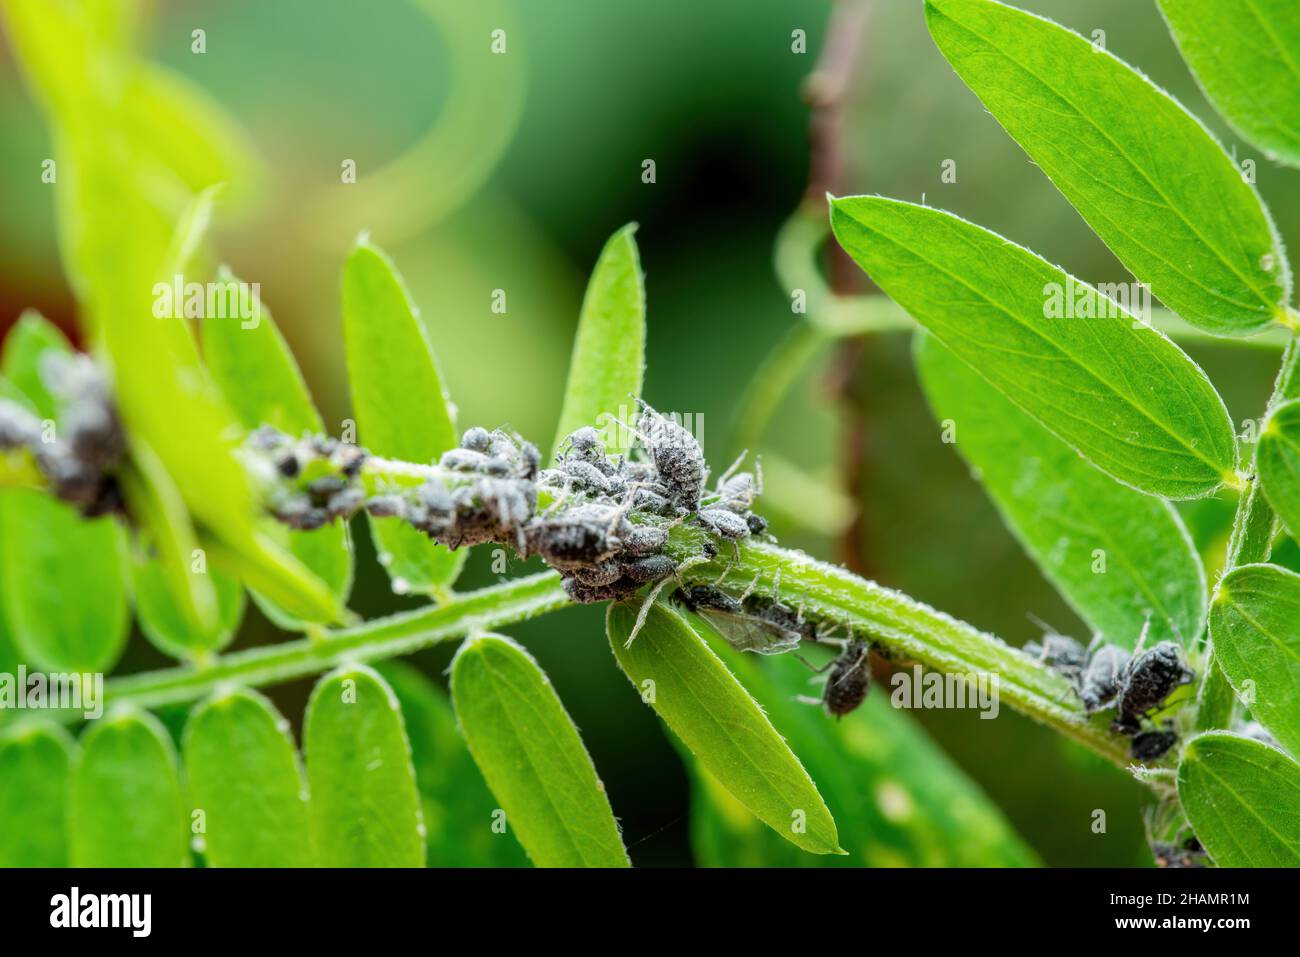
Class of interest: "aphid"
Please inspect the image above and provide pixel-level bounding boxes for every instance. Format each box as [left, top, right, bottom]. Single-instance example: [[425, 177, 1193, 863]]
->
[[1112, 641, 1194, 734], [696, 507, 750, 541], [620, 523, 669, 556], [562, 575, 638, 604], [461, 427, 492, 453], [1077, 642, 1132, 713], [523, 503, 625, 570], [746, 513, 768, 535], [365, 494, 406, 519], [630, 398, 706, 510], [675, 582, 802, 656], [823, 638, 872, 718], [1024, 625, 1088, 684], [1151, 836, 1208, 869], [0, 400, 40, 449], [570, 559, 624, 588], [621, 553, 676, 584], [1130, 728, 1178, 762], [559, 426, 608, 467]]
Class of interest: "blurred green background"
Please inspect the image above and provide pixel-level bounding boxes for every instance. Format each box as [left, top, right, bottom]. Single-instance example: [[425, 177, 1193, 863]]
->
[[2, 0, 1293, 866]]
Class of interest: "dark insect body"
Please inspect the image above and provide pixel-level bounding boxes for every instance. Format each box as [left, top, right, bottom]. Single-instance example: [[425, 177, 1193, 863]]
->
[[1129, 728, 1178, 762], [823, 638, 872, 718], [1112, 641, 1194, 735], [1024, 630, 1088, 684], [1078, 643, 1132, 713], [676, 584, 802, 655], [1152, 836, 1207, 869]]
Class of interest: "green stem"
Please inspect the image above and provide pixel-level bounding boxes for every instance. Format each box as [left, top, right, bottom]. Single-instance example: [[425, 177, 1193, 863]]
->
[[1195, 324, 1300, 731], [38, 572, 569, 724], [668, 534, 1134, 766]]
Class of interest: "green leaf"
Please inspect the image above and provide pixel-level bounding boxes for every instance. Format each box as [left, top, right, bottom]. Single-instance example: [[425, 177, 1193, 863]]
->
[[1177, 731, 1300, 866], [0, 314, 130, 672], [2, 9, 340, 626], [1258, 398, 1300, 540], [924, 0, 1290, 335], [203, 269, 353, 626], [0, 721, 76, 867], [606, 599, 842, 856], [1, 310, 71, 418], [182, 687, 313, 867], [830, 197, 1238, 499], [1158, 0, 1300, 168], [550, 223, 646, 458], [304, 663, 424, 867], [69, 708, 189, 867], [118, 437, 221, 636], [342, 238, 464, 596], [1209, 563, 1300, 756], [916, 333, 1205, 647], [685, 646, 1038, 867], [449, 633, 629, 868], [131, 554, 245, 661], [0, 491, 129, 672], [377, 661, 529, 867]]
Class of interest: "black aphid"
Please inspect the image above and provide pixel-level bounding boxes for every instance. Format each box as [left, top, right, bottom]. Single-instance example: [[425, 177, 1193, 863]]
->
[[1151, 836, 1207, 869], [1129, 728, 1178, 762], [1078, 642, 1132, 714], [676, 582, 802, 656], [1112, 641, 1194, 735], [1024, 626, 1088, 684], [823, 638, 872, 718], [631, 398, 706, 511]]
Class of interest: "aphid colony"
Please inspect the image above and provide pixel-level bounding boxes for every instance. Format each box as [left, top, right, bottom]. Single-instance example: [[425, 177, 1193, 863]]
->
[[0, 354, 124, 517], [1026, 623, 1194, 761]]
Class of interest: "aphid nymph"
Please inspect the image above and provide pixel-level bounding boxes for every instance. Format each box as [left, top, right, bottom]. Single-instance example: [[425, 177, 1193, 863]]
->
[[823, 638, 871, 718]]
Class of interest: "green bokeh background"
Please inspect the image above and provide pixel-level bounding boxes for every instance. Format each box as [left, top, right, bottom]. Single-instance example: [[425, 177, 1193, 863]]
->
[[2, 0, 1292, 866]]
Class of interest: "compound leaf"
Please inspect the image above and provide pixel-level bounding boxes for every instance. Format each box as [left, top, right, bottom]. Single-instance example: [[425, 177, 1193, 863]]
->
[[925, 0, 1290, 335], [450, 633, 628, 868], [830, 196, 1238, 499]]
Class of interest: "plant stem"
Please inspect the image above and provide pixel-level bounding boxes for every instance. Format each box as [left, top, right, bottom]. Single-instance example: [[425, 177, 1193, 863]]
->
[[1195, 324, 1300, 731], [35, 572, 569, 724], [667, 533, 1134, 766]]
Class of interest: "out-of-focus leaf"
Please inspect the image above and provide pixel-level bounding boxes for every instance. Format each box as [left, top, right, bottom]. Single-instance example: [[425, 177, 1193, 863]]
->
[[342, 238, 463, 596], [304, 664, 424, 867], [830, 197, 1238, 499], [607, 599, 841, 856], [1158, 0, 1300, 168], [0, 721, 76, 867], [916, 334, 1205, 647], [1209, 564, 1300, 756], [203, 269, 353, 626], [685, 641, 1038, 867], [925, 0, 1290, 335], [3, 2, 340, 625], [550, 223, 645, 459], [0, 490, 129, 673], [182, 687, 313, 868], [69, 708, 189, 867], [1177, 731, 1300, 866], [118, 438, 220, 636], [122, 62, 262, 204], [1258, 398, 1300, 540], [377, 661, 528, 867], [131, 554, 245, 661], [450, 633, 628, 868], [0, 315, 129, 672]]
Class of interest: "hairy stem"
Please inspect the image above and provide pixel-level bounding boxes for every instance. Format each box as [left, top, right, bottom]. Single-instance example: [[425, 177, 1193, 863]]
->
[[1195, 324, 1300, 730]]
